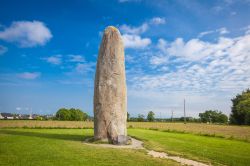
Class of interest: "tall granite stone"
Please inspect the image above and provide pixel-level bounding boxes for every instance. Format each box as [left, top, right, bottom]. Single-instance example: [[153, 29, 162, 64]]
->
[[94, 26, 128, 144]]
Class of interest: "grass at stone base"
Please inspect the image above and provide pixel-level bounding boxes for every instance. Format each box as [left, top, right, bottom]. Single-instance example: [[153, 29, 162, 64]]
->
[[128, 129, 250, 166], [0, 128, 178, 166]]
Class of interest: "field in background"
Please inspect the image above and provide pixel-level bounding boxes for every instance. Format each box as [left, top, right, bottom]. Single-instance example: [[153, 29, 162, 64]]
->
[[1, 120, 250, 141]]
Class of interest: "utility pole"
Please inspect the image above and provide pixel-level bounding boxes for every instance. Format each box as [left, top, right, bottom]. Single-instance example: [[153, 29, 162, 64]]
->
[[160, 112, 162, 122], [184, 99, 186, 124], [171, 110, 173, 122]]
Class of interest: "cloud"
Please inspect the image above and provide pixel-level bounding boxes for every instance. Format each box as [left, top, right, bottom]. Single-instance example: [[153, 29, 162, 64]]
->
[[125, 54, 135, 63], [0, 21, 52, 47], [125, 27, 250, 116], [198, 30, 214, 38], [75, 62, 95, 74], [198, 27, 229, 38], [120, 23, 148, 35], [18, 72, 41, 80], [16, 107, 21, 111], [150, 55, 168, 65], [119, 17, 166, 49], [44, 55, 62, 65], [68, 54, 85, 62], [0, 45, 8, 55], [150, 17, 166, 25], [119, 17, 166, 35], [245, 25, 250, 34], [132, 31, 250, 92], [122, 34, 151, 48], [212, 6, 223, 12], [216, 27, 229, 35]]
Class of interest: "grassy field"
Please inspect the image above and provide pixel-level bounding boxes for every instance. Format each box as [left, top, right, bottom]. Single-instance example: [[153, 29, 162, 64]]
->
[[0, 128, 178, 166], [129, 129, 250, 166], [1, 120, 250, 141], [1, 128, 250, 166]]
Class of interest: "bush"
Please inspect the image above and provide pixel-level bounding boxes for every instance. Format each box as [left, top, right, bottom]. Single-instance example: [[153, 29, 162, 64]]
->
[[199, 110, 228, 124], [147, 111, 155, 122], [137, 114, 145, 122], [230, 89, 250, 125], [56, 108, 88, 121]]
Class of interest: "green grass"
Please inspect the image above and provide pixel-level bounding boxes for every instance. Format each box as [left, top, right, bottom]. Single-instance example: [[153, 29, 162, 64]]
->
[[1, 128, 250, 166], [128, 129, 250, 166], [0, 128, 178, 166]]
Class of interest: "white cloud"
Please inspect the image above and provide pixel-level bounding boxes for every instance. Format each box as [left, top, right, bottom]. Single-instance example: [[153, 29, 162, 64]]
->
[[198, 30, 214, 38], [125, 54, 136, 63], [212, 6, 223, 12], [242, 25, 250, 34], [68, 54, 85, 62], [44, 55, 62, 65], [119, 17, 166, 35], [198, 27, 229, 38], [119, 17, 166, 49], [217, 27, 229, 35], [0, 45, 8, 55], [0, 21, 52, 47], [122, 34, 151, 48], [150, 17, 166, 25], [18, 72, 41, 80], [127, 28, 250, 116], [120, 23, 148, 35], [75, 62, 95, 74], [16, 107, 21, 111], [150, 55, 168, 65], [133, 34, 250, 91]]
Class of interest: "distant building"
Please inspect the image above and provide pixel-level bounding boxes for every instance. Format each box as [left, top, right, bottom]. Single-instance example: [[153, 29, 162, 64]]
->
[[28, 114, 33, 120], [0, 113, 3, 119], [1, 113, 14, 119]]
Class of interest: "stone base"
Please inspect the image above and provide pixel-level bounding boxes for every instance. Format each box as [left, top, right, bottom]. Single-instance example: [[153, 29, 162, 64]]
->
[[114, 135, 131, 145]]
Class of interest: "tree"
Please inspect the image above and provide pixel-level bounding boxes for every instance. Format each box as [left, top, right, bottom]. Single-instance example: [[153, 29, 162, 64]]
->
[[137, 114, 145, 122], [56, 108, 71, 121], [199, 110, 228, 124], [127, 112, 130, 121], [56, 108, 88, 121], [230, 89, 250, 125], [147, 111, 155, 122]]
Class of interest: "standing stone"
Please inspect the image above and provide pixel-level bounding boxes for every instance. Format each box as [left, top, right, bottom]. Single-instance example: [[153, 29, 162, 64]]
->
[[94, 26, 128, 144]]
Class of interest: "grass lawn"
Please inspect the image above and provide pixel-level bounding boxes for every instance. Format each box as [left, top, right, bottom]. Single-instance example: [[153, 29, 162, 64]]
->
[[129, 129, 250, 166], [0, 128, 178, 166], [1, 128, 250, 166]]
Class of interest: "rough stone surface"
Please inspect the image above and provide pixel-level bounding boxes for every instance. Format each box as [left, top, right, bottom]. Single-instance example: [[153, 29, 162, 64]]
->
[[94, 26, 127, 144]]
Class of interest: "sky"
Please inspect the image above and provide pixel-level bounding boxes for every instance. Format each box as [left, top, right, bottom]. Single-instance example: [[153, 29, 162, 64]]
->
[[0, 0, 250, 118]]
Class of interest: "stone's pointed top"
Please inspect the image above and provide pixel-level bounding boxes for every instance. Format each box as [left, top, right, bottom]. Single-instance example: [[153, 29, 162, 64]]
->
[[104, 26, 120, 34]]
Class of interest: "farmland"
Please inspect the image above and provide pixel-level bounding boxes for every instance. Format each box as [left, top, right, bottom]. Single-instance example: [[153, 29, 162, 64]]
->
[[1, 120, 250, 141]]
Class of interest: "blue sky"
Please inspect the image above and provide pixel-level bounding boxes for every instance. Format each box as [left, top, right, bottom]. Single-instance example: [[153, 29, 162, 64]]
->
[[0, 0, 250, 118]]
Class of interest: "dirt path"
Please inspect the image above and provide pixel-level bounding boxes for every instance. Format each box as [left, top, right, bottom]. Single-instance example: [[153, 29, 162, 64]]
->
[[83, 138, 210, 166]]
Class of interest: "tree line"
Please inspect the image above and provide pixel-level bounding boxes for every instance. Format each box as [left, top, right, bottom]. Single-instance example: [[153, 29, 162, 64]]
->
[[54, 89, 249, 125], [127, 89, 250, 125]]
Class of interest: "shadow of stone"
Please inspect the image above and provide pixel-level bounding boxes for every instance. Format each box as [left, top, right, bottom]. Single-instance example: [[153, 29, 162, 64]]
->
[[0, 129, 93, 142]]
